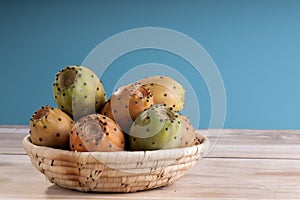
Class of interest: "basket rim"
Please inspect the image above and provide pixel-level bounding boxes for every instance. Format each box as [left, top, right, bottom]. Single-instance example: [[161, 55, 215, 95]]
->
[[23, 134, 209, 155]]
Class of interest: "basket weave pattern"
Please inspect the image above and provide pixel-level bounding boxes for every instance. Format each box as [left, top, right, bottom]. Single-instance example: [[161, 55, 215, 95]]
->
[[23, 135, 208, 192]]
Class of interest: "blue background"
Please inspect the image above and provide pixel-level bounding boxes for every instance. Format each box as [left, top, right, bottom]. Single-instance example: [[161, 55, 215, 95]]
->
[[1, 0, 299, 129]]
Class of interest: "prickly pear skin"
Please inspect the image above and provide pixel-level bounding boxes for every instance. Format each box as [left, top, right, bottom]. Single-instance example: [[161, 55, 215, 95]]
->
[[29, 105, 74, 149], [100, 83, 154, 133], [128, 104, 182, 151], [137, 76, 185, 112], [70, 114, 125, 152], [178, 115, 196, 148], [53, 65, 106, 120]]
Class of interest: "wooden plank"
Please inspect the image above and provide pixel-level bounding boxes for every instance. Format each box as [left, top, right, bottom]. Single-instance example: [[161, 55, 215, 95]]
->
[[0, 126, 29, 154], [0, 154, 299, 199], [0, 125, 29, 134], [1, 126, 300, 159], [202, 129, 300, 145], [197, 129, 300, 159]]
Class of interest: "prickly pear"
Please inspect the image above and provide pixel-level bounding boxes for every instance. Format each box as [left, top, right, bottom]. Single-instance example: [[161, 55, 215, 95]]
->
[[53, 65, 106, 120], [29, 105, 73, 149], [100, 83, 153, 133], [70, 114, 125, 152], [128, 104, 182, 151], [137, 76, 185, 112], [178, 115, 196, 148]]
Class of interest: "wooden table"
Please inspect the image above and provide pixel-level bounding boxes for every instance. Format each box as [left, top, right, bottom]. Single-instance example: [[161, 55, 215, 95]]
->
[[1, 126, 300, 199]]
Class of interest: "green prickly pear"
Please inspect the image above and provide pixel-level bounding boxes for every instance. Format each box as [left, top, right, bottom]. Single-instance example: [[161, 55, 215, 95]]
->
[[52, 65, 106, 120], [137, 76, 185, 112], [128, 104, 182, 151]]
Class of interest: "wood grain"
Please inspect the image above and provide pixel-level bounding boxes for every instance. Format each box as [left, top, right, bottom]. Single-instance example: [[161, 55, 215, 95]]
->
[[0, 126, 299, 199], [197, 129, 300, 159], [2, 126, 300, 159], [1, 155, 299, 199], [0, 125, 29, 154]]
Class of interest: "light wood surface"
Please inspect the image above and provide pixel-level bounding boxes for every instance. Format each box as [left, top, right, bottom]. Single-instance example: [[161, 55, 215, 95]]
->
[[0, 126, 299, 199]]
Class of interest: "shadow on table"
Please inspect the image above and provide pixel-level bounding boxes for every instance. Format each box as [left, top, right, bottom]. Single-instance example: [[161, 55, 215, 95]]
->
[[45, 184, 157, 198]]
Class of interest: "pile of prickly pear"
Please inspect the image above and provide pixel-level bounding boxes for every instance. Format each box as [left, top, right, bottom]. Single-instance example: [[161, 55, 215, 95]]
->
[[29, 65, 198, 152]]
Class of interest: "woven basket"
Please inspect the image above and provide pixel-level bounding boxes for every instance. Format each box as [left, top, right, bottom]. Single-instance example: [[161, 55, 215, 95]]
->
[[22, 134, 209, 193]]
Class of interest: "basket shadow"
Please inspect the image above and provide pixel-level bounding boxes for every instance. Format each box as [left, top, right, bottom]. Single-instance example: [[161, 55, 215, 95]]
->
[[45, 183, 162, 197]]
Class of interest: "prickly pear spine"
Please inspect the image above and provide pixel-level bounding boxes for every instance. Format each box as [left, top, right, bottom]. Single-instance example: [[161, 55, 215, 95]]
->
[[129, 104, 182, 151]]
